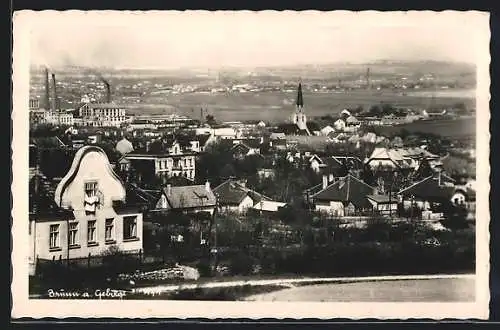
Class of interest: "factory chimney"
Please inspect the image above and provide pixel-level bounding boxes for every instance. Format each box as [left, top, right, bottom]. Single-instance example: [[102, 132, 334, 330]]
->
[[44, 67, 50, 110], [104, 81, 111, 103], [51, 73, 58, 112]]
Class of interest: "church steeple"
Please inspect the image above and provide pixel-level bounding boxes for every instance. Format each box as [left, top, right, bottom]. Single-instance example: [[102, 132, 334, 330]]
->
[[296, 82, 304, 108], [291, 80, 310, 136]]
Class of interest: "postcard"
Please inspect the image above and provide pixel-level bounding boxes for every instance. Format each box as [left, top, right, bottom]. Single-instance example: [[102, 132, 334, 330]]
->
[[11, 10, 490, 319]]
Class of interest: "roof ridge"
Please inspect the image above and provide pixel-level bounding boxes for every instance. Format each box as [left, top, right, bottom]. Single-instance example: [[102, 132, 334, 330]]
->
[[397, 175, 434, 194]]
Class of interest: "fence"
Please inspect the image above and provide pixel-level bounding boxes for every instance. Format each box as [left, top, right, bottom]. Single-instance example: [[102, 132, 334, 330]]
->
[[34, 249, 169, 276]]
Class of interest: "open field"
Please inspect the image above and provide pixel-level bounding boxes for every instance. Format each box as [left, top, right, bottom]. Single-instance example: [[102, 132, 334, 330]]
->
[[375, 117, 476, 138], [127, 89, 475, 122]]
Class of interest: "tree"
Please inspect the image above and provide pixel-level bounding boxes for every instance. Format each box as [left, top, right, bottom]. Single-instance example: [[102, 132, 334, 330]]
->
[[205, 114, 217, 126], [361, 164, 376, 186], [414, 159, 434, 180], [441, 202, 469, 230]]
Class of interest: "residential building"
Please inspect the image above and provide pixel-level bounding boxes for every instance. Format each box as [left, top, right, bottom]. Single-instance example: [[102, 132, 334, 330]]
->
[[366, 194, 398, 215], [29, 146, 143, 273], [152, 182, 217, 215], [333, 118, 346, 131], [398, 174, 475, 212], [252, 200, 287, 213], [213, 179, 271, 214], [365, 147, 415, 171], [311, 174, 379, 216], [124, 137, 198, 183]]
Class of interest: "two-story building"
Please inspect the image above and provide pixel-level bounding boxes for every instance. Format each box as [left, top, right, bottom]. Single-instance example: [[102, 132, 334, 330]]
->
[[124, 138, 198, 184], [78, 102, 128, 127], [29, 146, 144, 274]]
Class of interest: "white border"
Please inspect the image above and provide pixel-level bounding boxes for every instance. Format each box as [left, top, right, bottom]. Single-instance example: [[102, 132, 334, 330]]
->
[[11, 10, 490, 319]]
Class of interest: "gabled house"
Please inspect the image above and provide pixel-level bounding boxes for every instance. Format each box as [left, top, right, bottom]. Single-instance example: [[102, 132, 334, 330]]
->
[[366, 194, 399, 215], [213, 179, 271, 214], [231, 141, 262, 159], [397, 174, 472, 212], [29, 146, 144, 273], [333, 118, 346, 131], [312, 174, 379, 216], [364, 147, 414, 171], [152, 182, 217, 215]]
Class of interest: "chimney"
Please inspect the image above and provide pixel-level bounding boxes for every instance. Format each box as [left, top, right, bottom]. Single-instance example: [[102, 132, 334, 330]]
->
[[44, 67, 50, 110], [328, 173, 334, 183], [322, 174, 328, 189], [105, 82, 111, 103], [51, 73, 57, 112], [166, 184, 172, 196], [205, 181, 211, 192]]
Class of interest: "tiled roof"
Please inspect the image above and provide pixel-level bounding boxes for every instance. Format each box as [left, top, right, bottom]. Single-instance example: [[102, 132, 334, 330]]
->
[[397, 176, 456, 201], [213, 179, 270, 206], [312, 174, 378, 209], [163, 185, 216, 209], [29, 174, 74, 220], [366, 194, 396, 204]]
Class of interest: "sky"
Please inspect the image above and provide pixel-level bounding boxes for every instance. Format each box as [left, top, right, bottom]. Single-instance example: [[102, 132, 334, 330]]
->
[[23, 11, 488, 70]]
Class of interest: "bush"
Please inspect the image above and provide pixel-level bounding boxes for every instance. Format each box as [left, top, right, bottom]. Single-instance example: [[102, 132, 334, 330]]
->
[[196, 259, 213, 278], [229, 252, 255, 276]]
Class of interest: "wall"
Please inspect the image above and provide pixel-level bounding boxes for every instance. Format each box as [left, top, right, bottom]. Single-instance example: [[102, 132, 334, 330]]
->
[[315, 201, 345, 217], [238, 195, 255, 213], [31, 212, 143, 261], [367, 159, 398, 170]]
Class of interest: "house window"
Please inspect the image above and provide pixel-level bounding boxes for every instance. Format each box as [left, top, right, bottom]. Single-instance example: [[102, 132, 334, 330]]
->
[[69, 222, 79, 246], [49, 224, 60, 249], [105, 218, 114, 241], [123, 216, 138, 240], [85, 181, 98, 197], [87, 220, 97, 244]]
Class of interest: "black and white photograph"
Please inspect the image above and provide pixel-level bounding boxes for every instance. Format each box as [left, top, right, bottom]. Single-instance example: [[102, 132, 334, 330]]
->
[[11, 10, 490, 319]]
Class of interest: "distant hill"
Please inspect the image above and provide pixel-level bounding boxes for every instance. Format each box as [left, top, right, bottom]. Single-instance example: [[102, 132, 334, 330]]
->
[[30, 60, 475, 84]]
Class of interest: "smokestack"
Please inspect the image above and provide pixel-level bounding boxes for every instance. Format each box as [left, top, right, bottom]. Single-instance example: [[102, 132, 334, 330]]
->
[[105, 81, 111, 103], [44, 67, 50, 110], [51, 73, 57, 112], [166, 184, 172, 196], [205, 181, 211, 192]]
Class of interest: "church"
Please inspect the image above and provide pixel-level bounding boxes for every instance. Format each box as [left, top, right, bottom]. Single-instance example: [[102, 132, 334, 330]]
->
[[277, 82, 316, 136]]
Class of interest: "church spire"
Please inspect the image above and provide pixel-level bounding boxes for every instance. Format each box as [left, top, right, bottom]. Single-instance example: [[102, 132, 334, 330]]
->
[[296, 82, 303, 107]]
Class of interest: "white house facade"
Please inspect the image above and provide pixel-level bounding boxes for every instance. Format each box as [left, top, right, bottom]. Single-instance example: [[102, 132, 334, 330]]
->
[[29, 146, 143, 265]]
